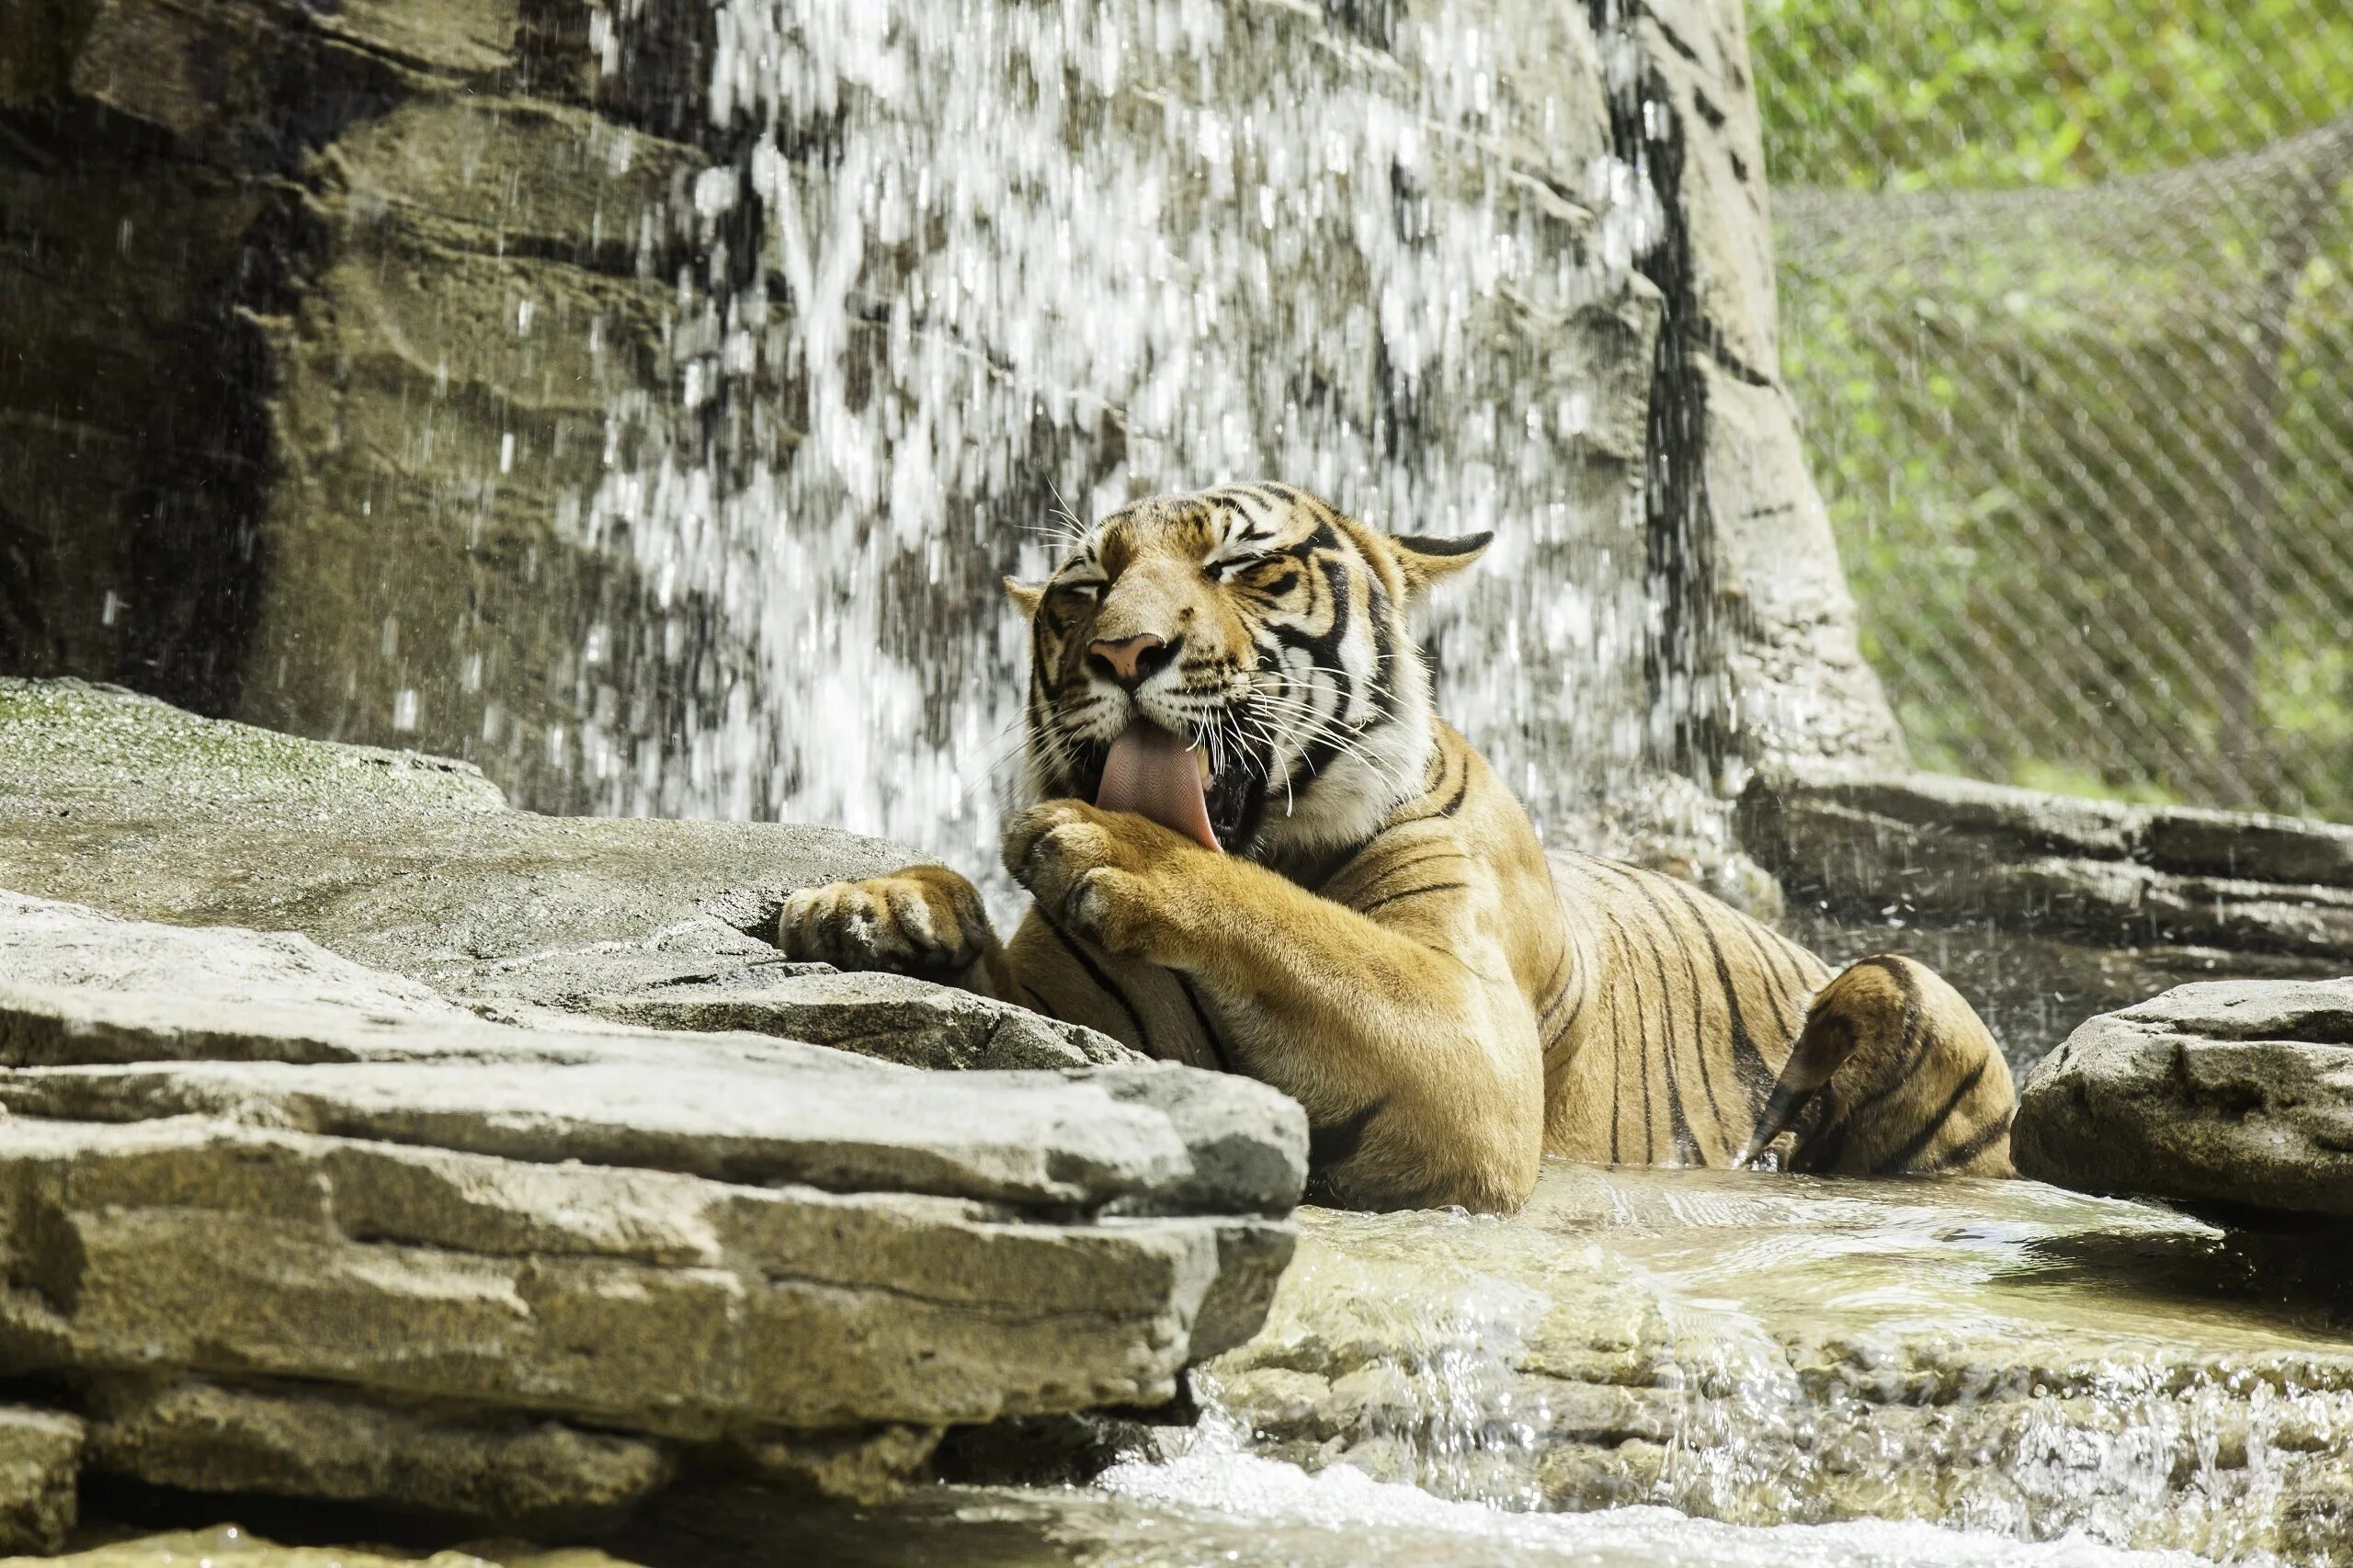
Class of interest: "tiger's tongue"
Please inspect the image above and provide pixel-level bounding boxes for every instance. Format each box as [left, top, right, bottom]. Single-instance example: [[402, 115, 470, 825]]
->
[[1097, 722, 1222, 853]]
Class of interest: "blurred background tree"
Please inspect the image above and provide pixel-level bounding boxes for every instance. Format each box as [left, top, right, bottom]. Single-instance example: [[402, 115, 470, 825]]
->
[[1748, 0, 2353, 815]]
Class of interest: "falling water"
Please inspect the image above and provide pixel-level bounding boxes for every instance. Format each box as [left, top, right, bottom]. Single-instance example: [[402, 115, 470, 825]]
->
[[563, 0, 1665, 869]]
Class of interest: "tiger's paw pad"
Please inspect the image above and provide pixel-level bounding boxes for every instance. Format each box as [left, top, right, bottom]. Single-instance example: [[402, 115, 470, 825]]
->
[[773, 866, 995, 981]]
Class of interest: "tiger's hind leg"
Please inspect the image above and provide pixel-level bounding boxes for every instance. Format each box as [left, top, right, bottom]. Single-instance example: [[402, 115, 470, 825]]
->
[[1737, 955, 2017, 1177]]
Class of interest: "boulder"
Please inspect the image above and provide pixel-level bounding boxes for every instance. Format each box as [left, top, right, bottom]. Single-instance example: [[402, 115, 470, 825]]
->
[[2015, 978, 2353, 1221], [1202, 1162, 2353, 1563], [0, 889, 1305, 1517], [0, 676, 888, 989], [1740, 767, 2353, 956]]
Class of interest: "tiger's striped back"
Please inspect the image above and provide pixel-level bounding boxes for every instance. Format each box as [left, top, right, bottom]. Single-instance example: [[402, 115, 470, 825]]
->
[[1539, 853, 1827, 1168]]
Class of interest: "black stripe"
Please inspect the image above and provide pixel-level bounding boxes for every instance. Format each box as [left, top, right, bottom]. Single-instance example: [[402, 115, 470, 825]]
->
[[1740, 917, 1813, 997], [1367, 594, 1402, 721], [1610, 870, 1733, 1151], [1826, 958, 1933, 1131], [1302, 835, 1379, 894], [1307, 1096, 1388, 1176], [1174, 972, 1235, 1074], [1621, 912, 1657, 1164], [1606, 942, 1626, 1164], [1040, 915, 1148, 1051], [1738, 924, 1802, 1036], [1537, 942, 1584, 1038], [1660, 878, 1779, 1107], [1391, 530, 1493, 557], [1538, 940, 1571, 1005], [1629, 888, 1700, 1165], [1928, 1107, 2014, 1173], [1357, 881, 1471, 917], [1387, 741, 1466, 824], [1422, 748, 1472, 819], [1870, 1058, 1990, 1176], [1541, 980, 1590, 1058], [1342, 848, 1471, 902], [1768, 931, 1823, 995]]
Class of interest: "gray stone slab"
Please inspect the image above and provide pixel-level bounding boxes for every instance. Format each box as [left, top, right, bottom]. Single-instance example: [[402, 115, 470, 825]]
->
[[588, 970, 1141, 1072], [0, 887, 1304, 1519], [0, 682, 1143, 1081], [0, 679, 906, 1001], [0, 1052, 1211, 1211], [84, 1377, 676, 1526], [0, 894, 1300, 1214], [2017, 979, 2353, 1219], [0, 1117, 1290, 1436], [1740, 766, 2353, 960]]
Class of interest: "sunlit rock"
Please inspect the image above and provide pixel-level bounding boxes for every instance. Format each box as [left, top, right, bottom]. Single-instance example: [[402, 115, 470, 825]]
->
[[2017, 979, 2353, 1221], [0, 893, 1303, 1511], [83, 1379, 676, 1529]]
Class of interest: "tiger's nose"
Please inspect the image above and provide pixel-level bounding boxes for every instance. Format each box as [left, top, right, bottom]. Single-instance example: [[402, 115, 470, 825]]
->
[[1087, 633, 1176, 689]]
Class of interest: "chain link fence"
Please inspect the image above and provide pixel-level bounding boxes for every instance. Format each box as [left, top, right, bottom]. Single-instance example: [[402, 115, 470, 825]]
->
[[1751, 3, 2353, 818]]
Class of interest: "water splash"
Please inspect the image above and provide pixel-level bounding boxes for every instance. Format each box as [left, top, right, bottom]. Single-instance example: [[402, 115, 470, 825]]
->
[[1201, 1165, 2353, 1562], [1086, 1443, 2229, 1568]]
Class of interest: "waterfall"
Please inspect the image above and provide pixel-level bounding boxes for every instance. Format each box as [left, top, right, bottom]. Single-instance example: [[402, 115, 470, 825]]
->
[[568, 0, 1665, 867]]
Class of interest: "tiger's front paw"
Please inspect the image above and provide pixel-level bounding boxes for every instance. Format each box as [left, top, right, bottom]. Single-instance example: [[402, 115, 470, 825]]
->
[[1003, 800, 1191, 959], [774, 864, 998, 983]]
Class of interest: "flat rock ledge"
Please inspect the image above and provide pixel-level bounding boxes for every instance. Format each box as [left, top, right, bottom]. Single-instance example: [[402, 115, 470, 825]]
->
[[0, 887, 1304, 1545], [2015, 977, 2353, 1221], [1740, 766, 2353, 958], [0, 677, 1133, 1073]]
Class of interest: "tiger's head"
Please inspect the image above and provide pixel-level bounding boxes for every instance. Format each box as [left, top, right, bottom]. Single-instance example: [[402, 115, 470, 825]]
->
[[1006, 483, 1490, 860]]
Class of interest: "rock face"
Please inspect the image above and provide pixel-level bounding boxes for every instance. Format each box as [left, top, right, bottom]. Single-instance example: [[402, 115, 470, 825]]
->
[[1740, 766, 2353, 1065], [0, 889, 1304, 1526], [0, 0, 1901, 840], [2015, 979, 2353, 1221], [0, 1408, 82, 1554], [1204, 1163, 2353, 1564], [0, 0, 734, 809]]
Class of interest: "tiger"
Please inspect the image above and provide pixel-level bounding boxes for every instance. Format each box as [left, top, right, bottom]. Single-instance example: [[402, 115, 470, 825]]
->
[[777, 483, 2017, 1212]]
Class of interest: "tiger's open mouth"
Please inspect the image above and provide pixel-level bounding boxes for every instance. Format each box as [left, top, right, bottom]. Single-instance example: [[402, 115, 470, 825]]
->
[[1078, 719, 1267, 853]]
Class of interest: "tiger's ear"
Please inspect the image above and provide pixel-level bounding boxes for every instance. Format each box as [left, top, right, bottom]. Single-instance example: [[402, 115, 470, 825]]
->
[[1004, 577, 1046, 618], [1387, 531, 1494, 598]]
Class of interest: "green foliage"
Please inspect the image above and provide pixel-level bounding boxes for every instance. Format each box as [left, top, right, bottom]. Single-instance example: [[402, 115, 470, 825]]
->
[[1750, 0, 2353, 191], [1755, 0, 2353, 819]]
